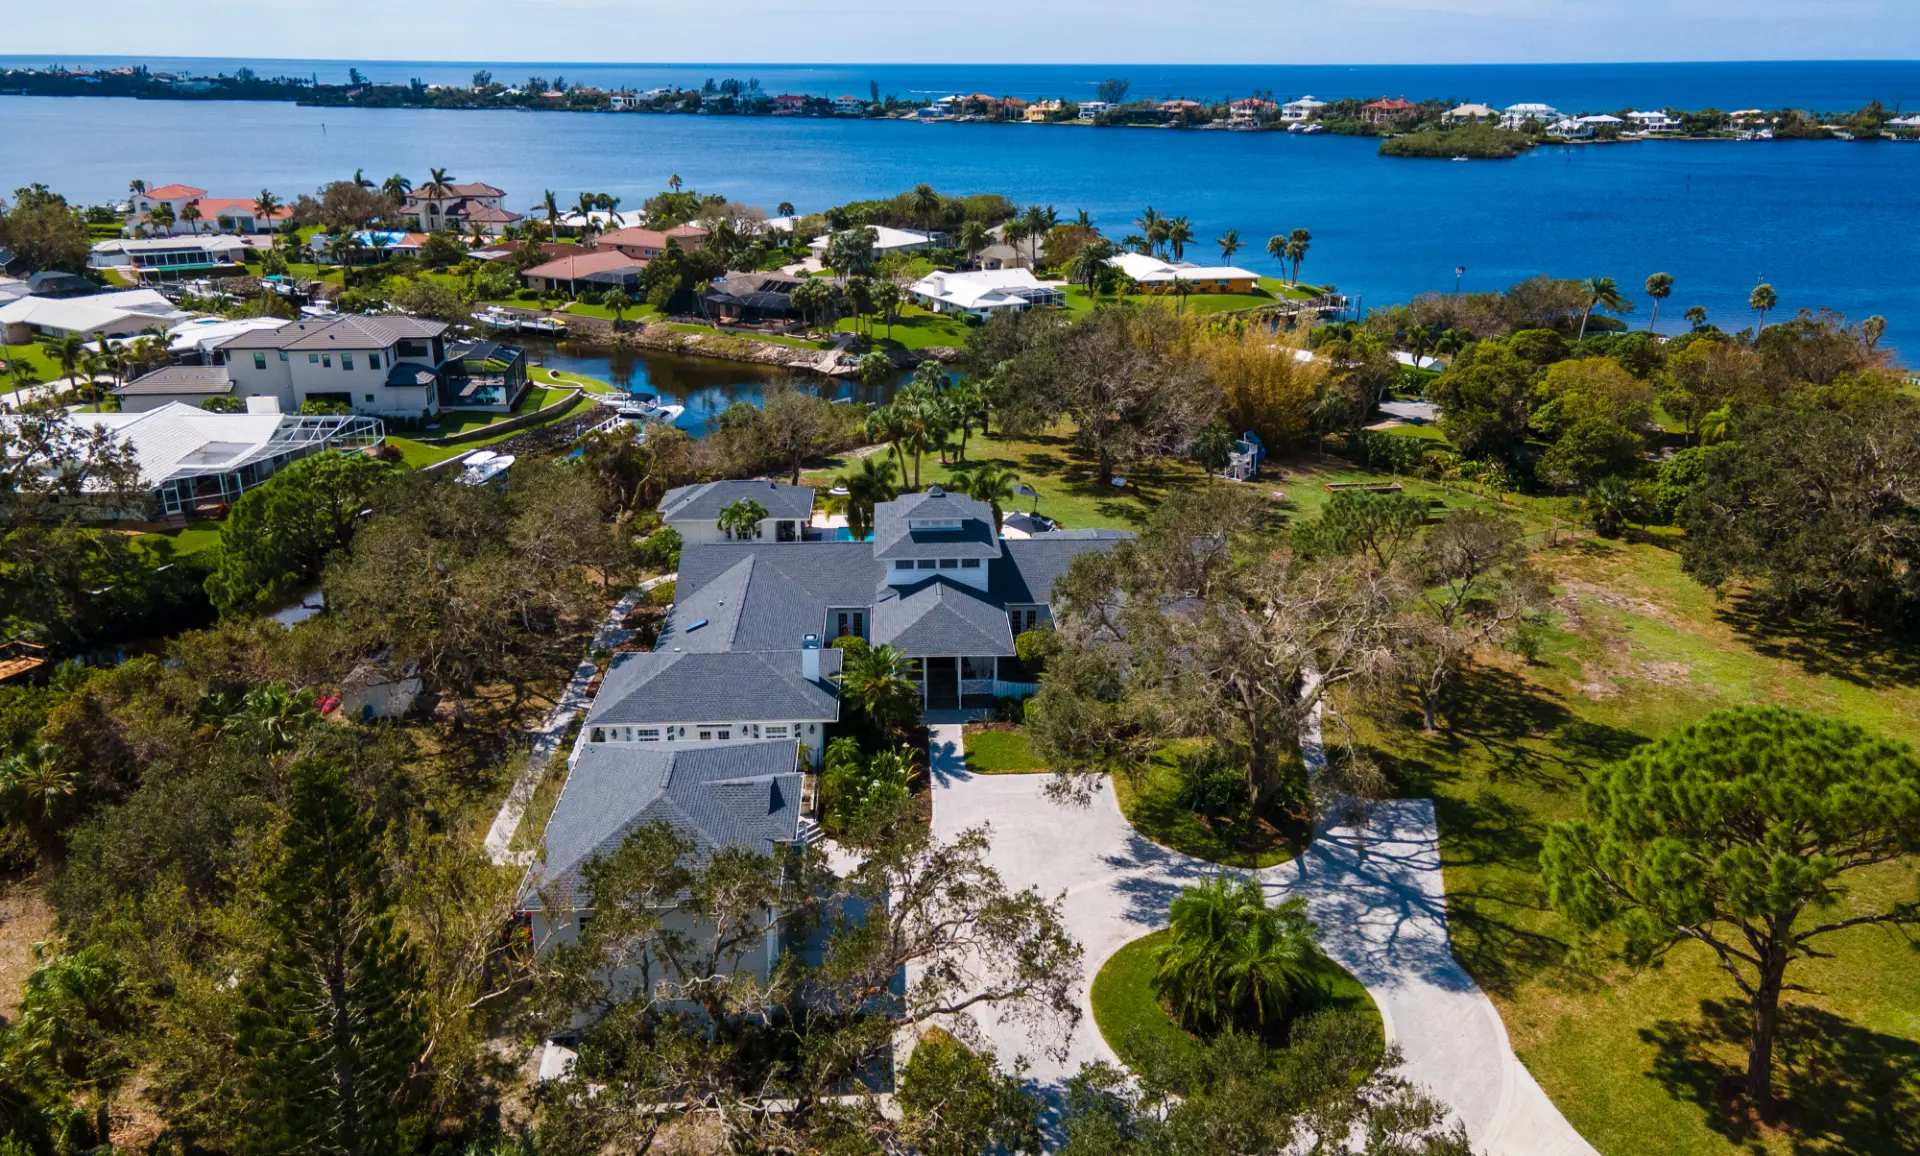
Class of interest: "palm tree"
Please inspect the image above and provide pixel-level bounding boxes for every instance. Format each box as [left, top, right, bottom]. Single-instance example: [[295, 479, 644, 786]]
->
[[1684, 305, 1708, 331], [1165, 216, 1194, 261], [777, 200, 796, 218], [668, 173, 683, 192], [865, 405, 912, 480], [352, 167, 374, 190], [220, 686, 317, 755], [50, 333, 86, 388], [838, 454, 898, 541], [0, 743, 75, 828], [717, 497, 768, 541], [910, 183, 940, 232], [1153, 875, 1319, 1037], [958, 219, 989, 266], [1216, 228, 1242, 261], [789, 278, 827, 332], [574, 192, 601, 244], [1021, 203, 1050, 267], [1068, 237, 1117, 291], [1644, 272, 1673, 331], [1285, 228, 1311, 284], [1749, 283, 1778, 332], [1135, 206, 1163, 247], [603, 288, 631, 331], [542, 189, 560, 239], [128, 178, 146, 197], [1001, 217, 1030, 269], [382, 173, 413, 202], [838, 643, 921, 736], [1076, 208, 1095, 229], [945, 380, 986, 461], [179, 201, 203, 234], [250, 189, 281, 234], [425, 167, 454, 200], [1266, 232, 1288, 272], [960, 462, 1017, 529], [1170, 276, 1194, 315], [147, 202, 175, 236], [1575, 275, 1627, 343]]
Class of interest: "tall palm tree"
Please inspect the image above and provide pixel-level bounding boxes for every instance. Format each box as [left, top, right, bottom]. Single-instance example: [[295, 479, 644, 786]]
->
[[382, 173, 412, 201], [1021, 203, 1050, 267], [1165, 216, 1193, 261], [910, 183, 940, 232], [1644, 272, 1674, 331], [960, 462, 1017, 529], [1749, 282, 1778, 332], [1216, 228, 1242, 261], [425, 167, 454, 200], [128, 178, 146, 197], [668, 173, 683, 192], [542, 189, 560, 240], [179, 201, 202, 234], [838, 643, 920, 736], [1285, 228, 1311, 284], [1266, 232, 1288, 272], [252, 189, 281, 233], [958, 220, 989, 266], [574, 192, 600, 244], [1154, 875, 1319, 1037], [147, 202, 175, 236], [1068, 237, 1117, 291], [838, 454, 898, 541], [352, 167, 374, 190], [1075, 208, 1095, 229], [1171, 276, 1194, 315], [1684, 305, 1708, 331], [1001, 217, 1030, 269], [1576, 275, 1627, 343], [777, 200, 796, 218], [50, 333, 86, 388], [1135, 205, 1163, 247]]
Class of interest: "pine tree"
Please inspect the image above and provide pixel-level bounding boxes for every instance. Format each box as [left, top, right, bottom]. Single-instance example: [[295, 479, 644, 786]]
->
[[236, 760, 426, 1156]]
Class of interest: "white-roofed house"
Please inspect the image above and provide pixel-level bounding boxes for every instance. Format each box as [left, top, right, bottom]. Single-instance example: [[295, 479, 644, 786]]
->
[[90, 235, 250, 282], [0, 288, 189, 343], [1281, 95, 1326, 122], [1628, 110, 1681, 133], [909, 269, 1066, 321], [1108, 251, 1260, 295], [1444, 103, 1499, 124], [807, 225, 945, 256], [1501, 103, 1560, 129]]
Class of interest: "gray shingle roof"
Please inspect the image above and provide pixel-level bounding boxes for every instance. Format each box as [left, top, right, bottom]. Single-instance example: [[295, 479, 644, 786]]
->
[[665, 544, 880, 652], [989, 532, 1136, 605], [873, 578, 1016, 657], [587, 648, 843, 725], [660, 480, 816, 523], [872, 487, 1001, 560], [219, 314, 446, 352], [116, 365, 232, 395], [523, 741, 801, 911]]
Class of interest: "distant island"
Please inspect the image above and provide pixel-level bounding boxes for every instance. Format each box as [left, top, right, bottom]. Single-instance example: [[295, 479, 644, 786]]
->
[[4, 64, 1914, 157]]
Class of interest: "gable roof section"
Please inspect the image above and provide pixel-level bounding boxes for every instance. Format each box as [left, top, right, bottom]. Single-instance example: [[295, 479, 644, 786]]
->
[[663, 544, 880, 652], [872, 488, 1000, 560], [142, 183, 207, 200], [587, 648, 843, 725], [989, 532, 1134, 605], [523, 250, 643, 281], [660, 479, 816, 522], [117, 365, 232, 396], [873, 578, 1015, 657], [524, 741, 801, 910], [220, 314, 446, 352]]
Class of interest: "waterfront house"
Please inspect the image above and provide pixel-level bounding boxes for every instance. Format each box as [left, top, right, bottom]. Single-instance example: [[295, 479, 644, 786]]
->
[[1280, 96, 1326, 122], [1076, 99, 1110, 119], [1501, 103, 1559, 129], [5, 401, 383, 520], [90, 235, 249, 282], [163, 314, 456, 420], [1108, 252, 1260, 294], [1024, 99, 1066, 123], [125, 185, 292, 236], [402, 181, 521, 236], [834, 94, 867, 114], [1549, 117, 1592, 139], [1628, 110, 1680, 133], [773, 93, 808, 113], [701, 271, 804, 325], [164, 316, 293, 364], [660, 479, 817, 544], [1228, 98, 1278, 127], [909, 269, 1066, 321], [443, 339, 530, 411], [521, 250, 644, 295], [595, 224, 710, 261], [24, 271, 101, 299], [1361, 96, 1421, 126], [1444, 103, 1498, 124], [129, 183, 206, 222], [807, 225, 943, 257], [584, 648, 842, 765], [662, 485, 1129, 711], [0, 288, 186, 344]]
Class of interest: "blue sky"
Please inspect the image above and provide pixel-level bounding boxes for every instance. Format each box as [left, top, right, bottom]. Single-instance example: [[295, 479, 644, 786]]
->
[[9, 0, 1920, 63]]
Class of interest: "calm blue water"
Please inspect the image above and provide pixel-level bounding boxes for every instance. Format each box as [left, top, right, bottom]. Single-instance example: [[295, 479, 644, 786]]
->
[[530, 341, 899, 433], [7, 56, 1919, 111], [3, 64, 1918, 351]]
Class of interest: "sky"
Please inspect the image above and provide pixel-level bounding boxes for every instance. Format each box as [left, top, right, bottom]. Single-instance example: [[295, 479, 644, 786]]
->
[[7, 0, 1919, 64]]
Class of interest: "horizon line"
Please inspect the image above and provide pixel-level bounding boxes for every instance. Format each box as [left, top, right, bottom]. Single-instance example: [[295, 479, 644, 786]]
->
[[5, 53, 1919, 69]]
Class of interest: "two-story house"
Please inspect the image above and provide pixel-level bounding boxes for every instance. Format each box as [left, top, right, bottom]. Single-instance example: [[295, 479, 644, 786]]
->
[[593, 224, 711, 263], [583, 644, 843, 765], [660, 479, 817, 544], [196, 315, 452, 420], [401, 181, 522, 236]]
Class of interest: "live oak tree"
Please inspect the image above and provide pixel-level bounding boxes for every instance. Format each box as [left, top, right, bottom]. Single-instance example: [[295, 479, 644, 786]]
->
[[1540, 707, 1920, 1117], [206, 450, 401, 617], [236, 759, 427, 1156]]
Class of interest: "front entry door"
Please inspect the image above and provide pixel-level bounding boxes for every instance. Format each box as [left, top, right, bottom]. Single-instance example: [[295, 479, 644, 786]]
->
[[925, 657, 959, 711]]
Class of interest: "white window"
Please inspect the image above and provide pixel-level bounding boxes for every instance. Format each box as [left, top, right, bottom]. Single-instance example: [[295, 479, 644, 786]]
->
[[637, 727, 661, 741], [765, 724, 790, 740]]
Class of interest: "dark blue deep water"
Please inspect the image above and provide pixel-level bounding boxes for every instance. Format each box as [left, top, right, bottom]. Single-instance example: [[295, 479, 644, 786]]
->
[[3, 59, 1917, 350]]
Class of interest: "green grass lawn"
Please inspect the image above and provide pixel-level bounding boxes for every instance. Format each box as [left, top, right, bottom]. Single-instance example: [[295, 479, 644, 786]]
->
[[387, 394, 592, 468], [1091, 929, 1381, 1073], [1358, 536, 1920, 1156], [836, 302, 973, 350], [534, 366, 615, 395], [134, 521, 226, 558], [1062, 277, 1322, 318], [662, 322, 831, 351], [1110, 740, 1311, 869], [962, 726, 1045, 773], [2, 342, 66, 385], [561, 301, 659, 323]]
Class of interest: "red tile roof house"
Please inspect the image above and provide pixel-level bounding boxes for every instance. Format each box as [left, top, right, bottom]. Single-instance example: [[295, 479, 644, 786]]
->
[[126, 184, 294, 236], [593, 225, 710, 262], [1361, 96, 1422, 126], [521, 250, 645, 296], [772, 93, 808, 114], [401, 181, 523, 236]]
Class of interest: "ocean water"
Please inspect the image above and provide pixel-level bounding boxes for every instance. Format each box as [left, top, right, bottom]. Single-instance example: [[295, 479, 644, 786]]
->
[[3, 62, 1917, 351]]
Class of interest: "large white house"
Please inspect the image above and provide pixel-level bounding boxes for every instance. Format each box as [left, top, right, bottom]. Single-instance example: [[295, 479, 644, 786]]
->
[[0, 289, 188, 343], [808, 225, 945, 257], [1108, 252, 1260, 294], [909, 268, 1067, 321], [1281, 96, 1326, 122], [126, 183, 293, 236], [1501, 103, 1560, 129], [1628, 110, 1681, 133]]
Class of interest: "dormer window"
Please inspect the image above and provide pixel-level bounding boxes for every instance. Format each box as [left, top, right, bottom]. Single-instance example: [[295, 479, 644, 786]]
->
[[893, 560, 914, 571]]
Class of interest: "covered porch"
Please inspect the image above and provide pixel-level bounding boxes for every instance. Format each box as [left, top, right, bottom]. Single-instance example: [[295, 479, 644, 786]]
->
[[908, 656, 1039, 712]]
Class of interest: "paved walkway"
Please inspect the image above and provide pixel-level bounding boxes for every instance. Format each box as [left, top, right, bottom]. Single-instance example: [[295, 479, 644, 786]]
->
[[482, 581, 661, 866], [928, 729, 1598, 1156]]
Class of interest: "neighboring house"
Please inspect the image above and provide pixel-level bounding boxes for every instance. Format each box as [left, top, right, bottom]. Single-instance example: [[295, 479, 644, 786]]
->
[[520, 250, 644, 295], [584, 646, 843, 765], [1549, 118, 1592, 139], [702, 271, 803, 324], [1024, 99, 1066, 122], [806, 225, 944, 257], [974, 242, 1025, 270], [772, 93, 808, 113], [401, 181, 522, 236], [9, 401, 383, 519], [90, 235, 249, 281], [1076, 99, 1110, 119], [1360, 97, 1421, 126], [1108, 252, 1260, 294], [834, 94, 867, 114], [1228, 98, 1277, 127], [128, 183, 207, 222], [190, 314, 454, 419], [0, 288, 185, 343], [165, 317, 293, 364], [520, 740, 805, 981], [112, 365, 239, 412], [25, 271, 101, 299], [125, 185, 292, 236], [443, 339, 529, 410], [1280, 96, 1325, 122], [552, 209, 645, 235], [1578, 114, 1626, 130], [662, 485, 1131, 711], [1628, 110, 1681, 133], [594, 224, 711, 261], [660, 479, 817, 544], [909, 269, 1066, 321], [1444, 103, 1499, 124], [1502, 103, 1560, 129]]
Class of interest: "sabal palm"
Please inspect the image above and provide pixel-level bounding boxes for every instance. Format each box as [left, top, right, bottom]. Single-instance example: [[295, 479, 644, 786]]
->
[[911, 183, 940, 231], [1021, 204, 1050, 266], [1576, 275, 1626, 343], [574, 193, 599, 243], [1644, 272, 1673, 331], [1154, 875, 1318, 1036], [958, 220, 989, 264], [1684, 304, 1708, 330], [220, 685, 317, 754], [1286, 229, 1311, 284], [353, 167, 374, 190], [0, 743, 75, 821], [1165, 216, 1193, 261], [1266, 232, 1289, 271], [838, 454, 898, 541], [1217, 228, 1242, 261], [1749, 283, 1778, 331], [1135, 205, 1163, 241], [543, 189, 560, 238], [961, 462, 1017, 528]]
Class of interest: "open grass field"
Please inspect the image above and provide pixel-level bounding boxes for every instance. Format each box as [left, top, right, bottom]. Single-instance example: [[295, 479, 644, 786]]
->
[[1354, 534, 1920, 1156], [134, 521, 225, 558], [1090, 929, 1381, 1072]]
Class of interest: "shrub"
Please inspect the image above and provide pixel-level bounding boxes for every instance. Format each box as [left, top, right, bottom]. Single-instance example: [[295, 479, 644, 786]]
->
[[1173, 746, 1249, 815], [820, 740, 915, 839], [514, 287, 540, 301], [992, 696, 1026, 725], [646, 579, 676, 607]]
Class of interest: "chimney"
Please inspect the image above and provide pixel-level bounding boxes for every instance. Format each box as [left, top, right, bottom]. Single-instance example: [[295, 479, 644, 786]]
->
[[801, 634, 820, 681]]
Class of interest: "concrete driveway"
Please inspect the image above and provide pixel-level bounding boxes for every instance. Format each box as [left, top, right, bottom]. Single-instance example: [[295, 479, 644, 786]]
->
[[926, 722, 1598, 1156]]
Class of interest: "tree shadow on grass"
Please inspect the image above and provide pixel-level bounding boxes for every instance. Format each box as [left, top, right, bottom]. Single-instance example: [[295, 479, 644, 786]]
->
[[1640, 998, 1920, 1155], [1713, 593, 1920, 691], [1428, 665, 1648, 796]]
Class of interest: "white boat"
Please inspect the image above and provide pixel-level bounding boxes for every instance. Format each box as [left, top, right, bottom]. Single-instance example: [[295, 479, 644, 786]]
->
[[458, 449, 515, 486], [474, 306, 519, 332], [519, 316, 568, 336], [617, 394, 684, 426], [1452, 155, 1469, 162]]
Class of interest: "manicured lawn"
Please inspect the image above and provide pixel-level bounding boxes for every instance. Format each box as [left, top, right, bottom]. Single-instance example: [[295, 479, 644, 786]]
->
[[1359, 536, 1920, 1156], [135, 521, 225, 558], [1091, 929, 1381, 1073], [561, 301, 659, 323], [387, 394, 593, 468], [962, 726, 1045, 773], [1110, 740, 1311, 869], [2, 341, 65, 384], [535, 366, 615, 395], [1062, 277, 1322, 318], [835, 303, 972, 350]]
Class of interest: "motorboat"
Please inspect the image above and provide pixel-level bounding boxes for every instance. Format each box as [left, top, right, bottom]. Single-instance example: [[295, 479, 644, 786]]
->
[[474, 306, 519, 332], [458, 449, 515, 487], [616, 393, 685, 426]]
